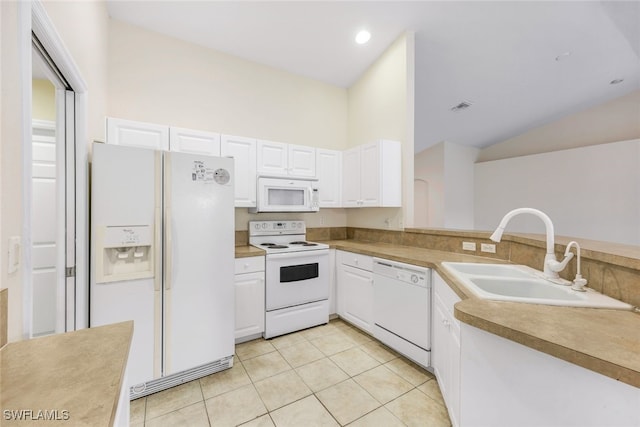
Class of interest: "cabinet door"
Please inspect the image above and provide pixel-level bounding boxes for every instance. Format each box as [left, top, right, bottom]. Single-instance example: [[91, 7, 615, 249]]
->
[[432, 292, 451, 402], [257, 140, 288, 176], [234, 271, 265, 340], [316, 149, 342, 208], [288, 144, 316, 177], [341, 147, 361, 207], [360, 141, 381, 207], [337, 264, 373, 333], [106, 117, 169, 150], [169, 127, 220, 156], [221, 135, 257, 207]]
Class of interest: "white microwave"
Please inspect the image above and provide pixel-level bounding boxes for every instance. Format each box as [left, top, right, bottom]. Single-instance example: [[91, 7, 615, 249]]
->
[[250, 177, 319, 213]]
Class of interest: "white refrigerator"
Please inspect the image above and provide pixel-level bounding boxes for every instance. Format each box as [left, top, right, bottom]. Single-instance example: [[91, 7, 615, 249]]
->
[[90, 143, 235, 398]]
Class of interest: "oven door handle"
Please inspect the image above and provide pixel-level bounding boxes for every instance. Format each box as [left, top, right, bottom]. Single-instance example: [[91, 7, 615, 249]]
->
[[267, 250, 329, 260]]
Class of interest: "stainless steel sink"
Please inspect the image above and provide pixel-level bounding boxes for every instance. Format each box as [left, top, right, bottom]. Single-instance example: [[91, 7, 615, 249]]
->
[[441, 262, 632, 310]]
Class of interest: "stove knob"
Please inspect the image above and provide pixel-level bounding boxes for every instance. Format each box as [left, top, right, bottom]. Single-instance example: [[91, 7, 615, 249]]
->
[[254, 223, 260, 230], [262, 223, 268, 229], [411, 274, 419, 284]]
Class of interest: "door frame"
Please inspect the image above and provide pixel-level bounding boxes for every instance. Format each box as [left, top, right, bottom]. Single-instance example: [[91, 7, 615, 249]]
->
[[20, 0, 89, 336]]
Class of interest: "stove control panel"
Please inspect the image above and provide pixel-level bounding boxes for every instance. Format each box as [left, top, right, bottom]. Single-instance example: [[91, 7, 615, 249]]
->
[[249, 220, 306, 235]]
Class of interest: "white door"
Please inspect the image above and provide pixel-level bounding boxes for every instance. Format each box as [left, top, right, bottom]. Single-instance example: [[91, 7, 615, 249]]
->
[[106, 117, 169, 150], [169, 127, 220, 156], [163, 152, 235, 375], [360, 141, 381, 207], [221, 135, 257, 207], [31, 43, 77, 337], [316, 149, 342, 208], [257, 139, 288, 176], [31, 121, 59, 336], [342, 147, 361, 207], [288, 144, 316, 177]]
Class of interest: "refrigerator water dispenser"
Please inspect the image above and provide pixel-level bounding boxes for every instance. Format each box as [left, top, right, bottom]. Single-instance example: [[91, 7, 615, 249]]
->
[[95, 225, 154, 283]]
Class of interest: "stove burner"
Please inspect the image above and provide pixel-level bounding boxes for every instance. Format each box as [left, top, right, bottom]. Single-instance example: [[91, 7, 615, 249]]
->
[[290, 241, 318, 247], [269, 245, 289, 249], [261, 243, 276, 246]]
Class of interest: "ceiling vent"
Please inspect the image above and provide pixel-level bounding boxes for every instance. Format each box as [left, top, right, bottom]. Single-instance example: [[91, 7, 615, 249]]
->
[[451, 100, 473, 112]]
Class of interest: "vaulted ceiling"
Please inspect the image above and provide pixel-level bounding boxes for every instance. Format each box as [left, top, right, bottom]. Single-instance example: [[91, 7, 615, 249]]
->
[[107, 1, 640, 152]]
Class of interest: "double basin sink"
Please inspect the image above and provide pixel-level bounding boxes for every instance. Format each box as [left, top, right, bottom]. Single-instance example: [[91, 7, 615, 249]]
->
[[441, 262, 632, 310]]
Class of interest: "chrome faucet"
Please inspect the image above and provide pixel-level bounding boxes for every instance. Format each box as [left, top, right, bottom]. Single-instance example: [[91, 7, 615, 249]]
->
[[489, 208, 573, 280]]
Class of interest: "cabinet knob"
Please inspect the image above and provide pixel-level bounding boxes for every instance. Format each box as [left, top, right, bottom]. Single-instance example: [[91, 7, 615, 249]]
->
[[443, 319, 450, 328], [244, 263, 249, 269]]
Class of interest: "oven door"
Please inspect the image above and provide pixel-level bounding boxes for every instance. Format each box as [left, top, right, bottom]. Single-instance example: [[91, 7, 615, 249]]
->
[[266, 250, 329, 311]]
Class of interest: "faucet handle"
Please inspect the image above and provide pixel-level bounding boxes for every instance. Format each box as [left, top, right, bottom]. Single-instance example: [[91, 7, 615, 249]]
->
[[571, 274, 587, 292], [546, 252, 575, 273]]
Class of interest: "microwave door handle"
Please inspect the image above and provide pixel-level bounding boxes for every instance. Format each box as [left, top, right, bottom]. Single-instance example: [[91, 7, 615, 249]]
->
[[267, 250, 329, 260]]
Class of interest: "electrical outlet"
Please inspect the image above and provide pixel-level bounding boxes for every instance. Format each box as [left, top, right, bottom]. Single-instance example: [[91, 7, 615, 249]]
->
[[481, 243, 496, 253], [462, 241, 476, 251]]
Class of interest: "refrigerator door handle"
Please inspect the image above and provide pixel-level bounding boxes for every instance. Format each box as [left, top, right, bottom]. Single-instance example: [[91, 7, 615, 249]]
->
[[164, 207, 172, 291], [154, 207, 162, 292]]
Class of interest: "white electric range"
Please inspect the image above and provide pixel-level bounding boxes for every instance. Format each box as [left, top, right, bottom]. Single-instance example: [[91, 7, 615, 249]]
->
[[249, 220, 330, 338]]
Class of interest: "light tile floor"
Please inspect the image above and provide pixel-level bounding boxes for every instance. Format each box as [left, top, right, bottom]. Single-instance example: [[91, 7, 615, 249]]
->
[[131, 319, 451, 427]]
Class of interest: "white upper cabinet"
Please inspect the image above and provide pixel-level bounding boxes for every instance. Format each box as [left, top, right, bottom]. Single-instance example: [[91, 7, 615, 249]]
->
[[221, 135, 257, 208], [257, 140, 316, 178], [257, 140, 288, 176], [106, 117, 169, 151], [342, 140, 401, 208], [288, 144, 316, 177], [316, 149, 342, 208], [169, 127, 221, 156]]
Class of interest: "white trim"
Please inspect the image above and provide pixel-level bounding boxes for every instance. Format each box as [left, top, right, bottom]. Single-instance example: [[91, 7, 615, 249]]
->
[[20, 0, 90, 334], [55, 88, 65, 334], [31, 1, 87, 92], [19, 0, 34, 340]]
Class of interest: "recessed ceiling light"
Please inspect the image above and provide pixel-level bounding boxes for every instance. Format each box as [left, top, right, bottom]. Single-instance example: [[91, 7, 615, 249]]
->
[[610, 78, 624, 85], [355, 30, 371, 45], [555, 52, 572, 61]]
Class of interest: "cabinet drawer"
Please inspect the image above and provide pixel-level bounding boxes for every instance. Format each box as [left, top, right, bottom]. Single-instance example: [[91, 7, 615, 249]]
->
[[235, 256, 265, 274], [338, 251, 373, 271]]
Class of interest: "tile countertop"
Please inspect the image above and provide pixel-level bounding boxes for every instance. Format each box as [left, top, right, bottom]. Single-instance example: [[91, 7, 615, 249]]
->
[[235, 241, 640, 388], [1, 321, 133, 426]]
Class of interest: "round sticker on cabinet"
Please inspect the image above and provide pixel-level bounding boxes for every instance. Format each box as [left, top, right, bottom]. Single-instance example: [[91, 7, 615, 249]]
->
[[214, 168, 231, 185]]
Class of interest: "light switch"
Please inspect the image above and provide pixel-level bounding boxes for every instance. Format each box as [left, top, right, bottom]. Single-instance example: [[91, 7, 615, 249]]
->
[[8, 236, 21, 274]]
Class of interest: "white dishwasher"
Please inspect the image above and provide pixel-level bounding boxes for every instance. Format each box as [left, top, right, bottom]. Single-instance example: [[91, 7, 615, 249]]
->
[[373, 258, 431, 368]]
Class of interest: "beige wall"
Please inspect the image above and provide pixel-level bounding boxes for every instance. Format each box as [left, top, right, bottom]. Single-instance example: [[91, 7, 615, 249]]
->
[[32, 78, 55, 121], [107, 20, 347, 151], [43, 0, 109, 145], [1, 0, 25, 342], [0, 0, 109, 341], [478, 89, 640, 162], [345, 33, 414, 230]]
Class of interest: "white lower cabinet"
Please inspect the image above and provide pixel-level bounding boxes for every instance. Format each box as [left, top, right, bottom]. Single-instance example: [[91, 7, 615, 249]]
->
[[234, 256, 265, 342], [336, 251, 374, 333], [432, 272, 461, 427]]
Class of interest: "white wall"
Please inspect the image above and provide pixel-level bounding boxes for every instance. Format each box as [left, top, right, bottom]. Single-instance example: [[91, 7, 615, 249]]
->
[[443, 142, 479, 229], [475, 139, 640, 245], [414, 143, 444, 227], [346, 33, 414, 230], [414, 141, 478, 229], [478, 90, 640, 162], [107, 20, 347, 151]]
